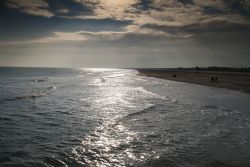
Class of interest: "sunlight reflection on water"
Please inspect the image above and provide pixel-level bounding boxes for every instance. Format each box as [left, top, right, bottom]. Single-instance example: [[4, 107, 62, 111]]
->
[[69, 69, 160, 166], [71, 121, 140, 166]]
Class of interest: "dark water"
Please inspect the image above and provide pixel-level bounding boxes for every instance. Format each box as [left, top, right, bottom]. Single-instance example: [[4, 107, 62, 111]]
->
[[0, 68, 250, 167]]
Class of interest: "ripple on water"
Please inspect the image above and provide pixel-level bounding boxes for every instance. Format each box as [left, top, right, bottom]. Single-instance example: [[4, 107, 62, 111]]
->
[[1, 68, 250, 167], [68, 121, 144, 166]]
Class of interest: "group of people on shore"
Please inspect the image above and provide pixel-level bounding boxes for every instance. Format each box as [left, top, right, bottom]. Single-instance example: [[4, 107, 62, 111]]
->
[[171, 73, 219, 84], [211, 77, 218, 83]]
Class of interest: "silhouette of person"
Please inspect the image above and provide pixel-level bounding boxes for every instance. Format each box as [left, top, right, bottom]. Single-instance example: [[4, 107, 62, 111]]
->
[[211, 77, 214, 83], [214, 77, 218, 82]]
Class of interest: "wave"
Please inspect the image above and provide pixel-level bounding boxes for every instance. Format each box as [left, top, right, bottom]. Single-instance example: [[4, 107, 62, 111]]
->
[[32, 77, 48, 82], [137, 87, 167, 100], [2, 86, 56, 102], [124, 104, 157, 118], [136, 87, 178, 103]]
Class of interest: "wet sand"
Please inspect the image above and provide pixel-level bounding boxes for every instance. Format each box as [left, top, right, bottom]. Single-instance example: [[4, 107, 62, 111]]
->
[[137, 69, 250, 94]]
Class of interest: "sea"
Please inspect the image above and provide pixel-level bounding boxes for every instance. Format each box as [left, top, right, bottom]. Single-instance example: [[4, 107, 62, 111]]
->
[[0, 67, 250, 167]]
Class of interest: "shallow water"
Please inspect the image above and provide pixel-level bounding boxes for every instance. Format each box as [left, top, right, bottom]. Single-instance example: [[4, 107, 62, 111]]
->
[[0, 68, 250, 167]]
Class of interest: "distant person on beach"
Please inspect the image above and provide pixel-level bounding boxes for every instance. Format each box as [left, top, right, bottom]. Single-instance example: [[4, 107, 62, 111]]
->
[[214, 77, 218, 82], [211, 77, 214, 83]]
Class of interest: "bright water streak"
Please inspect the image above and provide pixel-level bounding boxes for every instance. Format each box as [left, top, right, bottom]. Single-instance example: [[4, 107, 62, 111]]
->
[[0, 68, 250, 167]]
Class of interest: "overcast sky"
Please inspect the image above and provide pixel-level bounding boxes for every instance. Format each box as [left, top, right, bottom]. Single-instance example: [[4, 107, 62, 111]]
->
[[0, 0, 250, 68]]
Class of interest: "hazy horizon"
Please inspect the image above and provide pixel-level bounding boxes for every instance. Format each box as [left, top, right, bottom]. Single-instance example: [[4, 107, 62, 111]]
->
[[1, 65, 250, 68]]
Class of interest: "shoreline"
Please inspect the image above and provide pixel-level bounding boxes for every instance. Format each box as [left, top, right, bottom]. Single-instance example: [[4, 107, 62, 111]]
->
[[137, 69, 250, 94]]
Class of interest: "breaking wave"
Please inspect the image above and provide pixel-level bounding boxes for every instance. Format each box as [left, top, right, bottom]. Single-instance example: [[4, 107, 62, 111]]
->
[[2, 86, 56, 102]]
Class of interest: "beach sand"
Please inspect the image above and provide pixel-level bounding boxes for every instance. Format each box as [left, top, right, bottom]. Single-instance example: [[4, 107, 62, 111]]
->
[[137, 69, 250, 94]]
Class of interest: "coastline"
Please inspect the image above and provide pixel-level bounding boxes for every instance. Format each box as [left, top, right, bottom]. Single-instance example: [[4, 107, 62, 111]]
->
[[137, 69, 250, 94]]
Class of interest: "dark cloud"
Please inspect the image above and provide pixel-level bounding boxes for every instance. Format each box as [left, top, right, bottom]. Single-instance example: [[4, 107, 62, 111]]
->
[[202, 6, 224, 15], [230, 0, 250, 15], [177, 0, 193, 5], [4, 0, 54, 17], [142, 20, 250, 37]]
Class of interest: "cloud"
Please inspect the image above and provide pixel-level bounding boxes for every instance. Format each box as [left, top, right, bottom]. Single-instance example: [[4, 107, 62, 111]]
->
[[57, 8, 70, 14], [4, 0, 54, 17], [70, 0, 250, 29], [70, 0, 140, 20], [193, 0, 228, 9], [142, 19, 250, 38], [41, 31, 127, 43], [0, 23, 173, 46], [2, 0, 250, 44]]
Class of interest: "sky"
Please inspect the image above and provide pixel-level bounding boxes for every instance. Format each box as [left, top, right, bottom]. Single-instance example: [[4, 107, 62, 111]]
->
[[0, 0, 250, 68]]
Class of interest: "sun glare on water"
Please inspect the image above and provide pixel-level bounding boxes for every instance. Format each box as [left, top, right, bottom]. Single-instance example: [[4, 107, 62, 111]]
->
[[71, 68, 153, 166]]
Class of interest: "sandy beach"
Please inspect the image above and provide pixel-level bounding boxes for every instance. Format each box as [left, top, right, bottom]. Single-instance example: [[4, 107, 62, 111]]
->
[[137, 69, 250, 94]]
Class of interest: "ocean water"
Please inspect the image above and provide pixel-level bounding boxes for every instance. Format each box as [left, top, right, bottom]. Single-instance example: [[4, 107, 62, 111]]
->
[[0, 68, 250, 167]]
